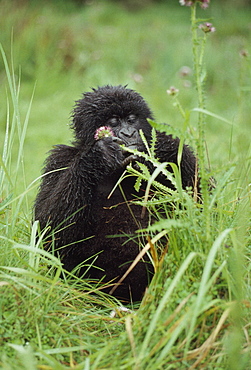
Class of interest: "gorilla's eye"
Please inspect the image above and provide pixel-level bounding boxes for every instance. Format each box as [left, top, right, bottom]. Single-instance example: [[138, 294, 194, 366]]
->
[[127, 114, 137, 124], [107, 117, 119, 127]]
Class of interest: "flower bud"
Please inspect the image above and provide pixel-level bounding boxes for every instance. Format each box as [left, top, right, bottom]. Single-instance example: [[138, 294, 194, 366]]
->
[[94, 126, 114, 140]]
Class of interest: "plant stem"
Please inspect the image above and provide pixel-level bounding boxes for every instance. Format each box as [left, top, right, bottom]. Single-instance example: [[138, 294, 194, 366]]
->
[[191, 4, 210, 242]]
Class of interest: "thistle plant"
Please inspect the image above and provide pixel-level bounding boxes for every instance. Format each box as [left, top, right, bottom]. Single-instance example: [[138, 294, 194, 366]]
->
[[180, 0, 216, 242], [166, 0, 215, 241]]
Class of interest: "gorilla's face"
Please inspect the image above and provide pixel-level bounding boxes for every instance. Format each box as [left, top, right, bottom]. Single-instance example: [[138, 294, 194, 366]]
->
[[72, 85, 154, 150], [105, 114, 145, 151]]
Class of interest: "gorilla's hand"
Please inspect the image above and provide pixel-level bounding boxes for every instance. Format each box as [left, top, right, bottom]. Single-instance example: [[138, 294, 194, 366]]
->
[[94, 136, 137, 170]]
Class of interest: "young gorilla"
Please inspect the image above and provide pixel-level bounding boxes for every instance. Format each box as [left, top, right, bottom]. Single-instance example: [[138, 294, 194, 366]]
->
[[34, 85, 197, 302]]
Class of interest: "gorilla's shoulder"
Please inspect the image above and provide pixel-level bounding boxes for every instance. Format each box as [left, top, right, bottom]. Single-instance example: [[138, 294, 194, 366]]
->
[[44, 144, 79, 172]]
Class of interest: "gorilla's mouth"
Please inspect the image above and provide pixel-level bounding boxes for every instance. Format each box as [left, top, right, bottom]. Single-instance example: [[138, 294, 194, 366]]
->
[[122, 139, 143, 151]]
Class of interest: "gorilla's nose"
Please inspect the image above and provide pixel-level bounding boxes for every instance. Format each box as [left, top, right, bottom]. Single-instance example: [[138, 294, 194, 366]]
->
[[119, 126, 137, 139]]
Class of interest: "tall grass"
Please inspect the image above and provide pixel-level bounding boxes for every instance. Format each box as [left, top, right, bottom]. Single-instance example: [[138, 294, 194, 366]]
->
[[0, 44, 124, 369], [0, 1, 250, 369], [0, 44, 33, 264]]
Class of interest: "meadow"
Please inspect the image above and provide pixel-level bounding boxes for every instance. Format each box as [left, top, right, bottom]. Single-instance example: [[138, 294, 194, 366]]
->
[[0, 0, 250, 369]]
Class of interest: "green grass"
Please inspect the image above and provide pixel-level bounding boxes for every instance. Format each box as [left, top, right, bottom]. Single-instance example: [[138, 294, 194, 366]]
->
[[0, 0, 251, 369]]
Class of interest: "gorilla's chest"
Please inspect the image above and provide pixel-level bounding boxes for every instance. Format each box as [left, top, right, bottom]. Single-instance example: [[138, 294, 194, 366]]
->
[[94, 176, 147, 238]]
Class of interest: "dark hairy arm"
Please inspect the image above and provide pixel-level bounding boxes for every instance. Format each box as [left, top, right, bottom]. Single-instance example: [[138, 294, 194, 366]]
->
[[155, 131, 197, 190], [34, 137, 130, 245]]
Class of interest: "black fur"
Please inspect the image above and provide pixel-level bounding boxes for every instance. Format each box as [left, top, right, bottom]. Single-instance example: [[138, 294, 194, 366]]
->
[[34, 85, 197, 302]]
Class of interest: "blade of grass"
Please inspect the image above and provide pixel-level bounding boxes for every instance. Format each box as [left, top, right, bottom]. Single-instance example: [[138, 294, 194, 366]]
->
[[138, 251, 197, 361], [185, 228, 232, 353]]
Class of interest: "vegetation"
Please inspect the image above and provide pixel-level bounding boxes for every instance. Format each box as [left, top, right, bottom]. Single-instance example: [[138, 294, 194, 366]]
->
[[0, 0, 250, 369]]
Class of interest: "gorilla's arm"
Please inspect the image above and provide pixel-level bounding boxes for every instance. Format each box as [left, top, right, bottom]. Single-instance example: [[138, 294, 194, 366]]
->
[[34, 137, 127, 245], [155, 132, 197, 190]]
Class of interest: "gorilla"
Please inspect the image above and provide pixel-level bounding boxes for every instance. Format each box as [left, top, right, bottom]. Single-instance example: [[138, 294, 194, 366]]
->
[[34, 85, 197, 302]]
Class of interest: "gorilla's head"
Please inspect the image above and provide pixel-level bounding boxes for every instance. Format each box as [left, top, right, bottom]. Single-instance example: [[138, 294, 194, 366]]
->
[[71, 85, 154, 150]]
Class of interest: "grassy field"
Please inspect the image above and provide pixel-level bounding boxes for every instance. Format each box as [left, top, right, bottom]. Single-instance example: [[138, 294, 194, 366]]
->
[[0, 0, 251, 369]]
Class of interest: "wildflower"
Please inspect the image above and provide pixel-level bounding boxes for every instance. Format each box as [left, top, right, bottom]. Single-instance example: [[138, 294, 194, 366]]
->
[[183, 80, 192, 88], [179, 0, 193, 6], [94, 126, 114, 140], [179, 66, 192, 78], [199, 22, 216, 33], [200, 0, 210, 9], [179, 0, 210, 9], [240, 49, 249, 58], [166, 86, 179, 96], [131, 73, 144, 83]]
